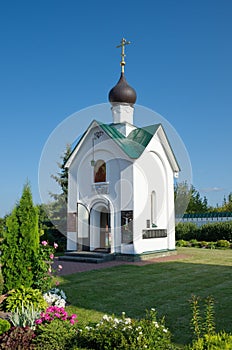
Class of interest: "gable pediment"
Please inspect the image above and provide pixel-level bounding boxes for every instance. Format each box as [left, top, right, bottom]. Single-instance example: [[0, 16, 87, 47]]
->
[[65, 120, 180, 173]]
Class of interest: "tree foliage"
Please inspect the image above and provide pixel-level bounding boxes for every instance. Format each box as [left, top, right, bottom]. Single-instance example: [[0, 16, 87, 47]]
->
[[50, 144, 71, 203], [216, 192, 232, 212], [186, 186, 208, 213], [48, 144, 71, 236], [0, 183, 40, 292]]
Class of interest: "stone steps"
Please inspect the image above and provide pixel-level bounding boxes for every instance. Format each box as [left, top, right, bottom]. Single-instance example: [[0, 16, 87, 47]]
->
[[59, 251, 115, 264]]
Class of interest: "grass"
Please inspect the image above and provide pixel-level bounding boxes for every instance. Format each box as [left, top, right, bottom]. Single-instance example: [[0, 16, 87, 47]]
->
[[59, 247, 232, 346]]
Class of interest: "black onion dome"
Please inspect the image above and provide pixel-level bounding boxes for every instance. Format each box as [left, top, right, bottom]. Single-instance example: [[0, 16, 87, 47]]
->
[[109, 73, 137, 105]]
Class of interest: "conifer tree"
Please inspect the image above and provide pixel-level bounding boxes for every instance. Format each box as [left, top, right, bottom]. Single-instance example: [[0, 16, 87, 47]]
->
[[49, 144, 71, 235], [0, 183, 39, 292]]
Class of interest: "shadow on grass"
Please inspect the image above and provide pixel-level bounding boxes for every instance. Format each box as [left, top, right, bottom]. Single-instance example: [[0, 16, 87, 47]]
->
[[60, 261, 232, 345]]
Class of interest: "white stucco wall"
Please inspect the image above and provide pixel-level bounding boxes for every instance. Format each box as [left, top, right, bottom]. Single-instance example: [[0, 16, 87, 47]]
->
[[132, 133, 176, 254]]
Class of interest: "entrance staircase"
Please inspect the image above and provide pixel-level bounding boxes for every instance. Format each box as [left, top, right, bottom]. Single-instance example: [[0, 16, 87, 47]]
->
[[59, 250, 115, 264]]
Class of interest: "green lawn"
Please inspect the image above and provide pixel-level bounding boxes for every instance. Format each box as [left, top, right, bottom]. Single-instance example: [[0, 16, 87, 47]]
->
[[59, 248, 232, 346]]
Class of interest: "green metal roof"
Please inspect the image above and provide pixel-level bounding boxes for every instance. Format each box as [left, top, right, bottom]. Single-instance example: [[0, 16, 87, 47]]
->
[[66, 119, 179, 170], [182, 212, 232, 219], [100, 122, 161, 159]]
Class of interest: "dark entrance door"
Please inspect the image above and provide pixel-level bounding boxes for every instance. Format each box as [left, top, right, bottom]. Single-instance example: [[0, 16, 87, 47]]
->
[[100, 210, 110, 251]]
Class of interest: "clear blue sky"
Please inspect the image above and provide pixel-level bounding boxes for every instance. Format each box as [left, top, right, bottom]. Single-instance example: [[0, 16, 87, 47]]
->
[[1, 0, 232, 217]]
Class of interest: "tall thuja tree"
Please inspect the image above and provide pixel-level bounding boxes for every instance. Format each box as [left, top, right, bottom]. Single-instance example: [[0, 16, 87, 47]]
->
[[1, 183, 39, 292]]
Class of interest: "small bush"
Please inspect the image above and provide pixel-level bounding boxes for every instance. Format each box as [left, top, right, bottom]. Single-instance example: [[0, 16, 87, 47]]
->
[[187, 296, 232, 349], [33, 318, 77, 350], [0, 318, 11, 335], [205, 242, 216, 249], [9, 304, 41, 328], [75, 309, 176, 350], [188, 332, 232, 349], [0, 268, 4, 296], [0, 326, 36, 349], [189, 239, 201, 248], [216, 239, 231, 249], [199, 241, 208, 248], [176, 240, 190, 247], [175, 222, 198, 241], [6, 286, 47, 312]]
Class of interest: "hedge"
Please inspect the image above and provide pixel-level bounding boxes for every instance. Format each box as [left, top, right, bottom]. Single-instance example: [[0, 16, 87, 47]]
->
[[175, 221, 232, 242]]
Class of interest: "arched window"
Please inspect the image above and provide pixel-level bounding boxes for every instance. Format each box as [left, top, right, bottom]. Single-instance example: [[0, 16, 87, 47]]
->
[[151, 191, 157, 227], [94, 160, 106, 183]]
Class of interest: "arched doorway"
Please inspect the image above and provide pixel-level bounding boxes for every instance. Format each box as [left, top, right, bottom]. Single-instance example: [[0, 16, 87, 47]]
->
[[90, 202, 111, 252]]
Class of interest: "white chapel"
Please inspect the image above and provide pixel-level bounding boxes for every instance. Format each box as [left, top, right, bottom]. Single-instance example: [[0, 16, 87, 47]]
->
[[65, 39, 180, 258]]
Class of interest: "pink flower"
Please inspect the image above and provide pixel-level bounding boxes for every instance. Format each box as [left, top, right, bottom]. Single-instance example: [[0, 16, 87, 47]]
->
[[58, 265, 63, 270], [71, 314, 77, 319], [70, 319, 75, 325], [54, 242, 58, 249], [41, 240, 48, 246], [55, 280, 60, 286], [35, 319, 42, 324], [50, 253, 54, 260]]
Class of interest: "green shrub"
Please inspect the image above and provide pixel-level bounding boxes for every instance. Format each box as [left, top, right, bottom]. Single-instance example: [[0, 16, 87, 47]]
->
[[32, 241, 55, 293], [188, 332, 232, 349], [205, 242, 216, 249], [0, 326, 35, 349], [176, 239, 190, 247], [199, 241, 208, 248], [33, 318, 77, 350], [75, 309, 176, 350], [0, 268, 4, 296], [6, 286, 47, 312], [199, 222, 232, 242], [186, 296, 232, 349], [175, 222, 199, 240], [189, 239, 201, 248], [216, 239, 231, 249], [176, 221, 232, 243], [9, 304, 41, 328], [0, 318, 11, 335], [0, 184, 40, 293]]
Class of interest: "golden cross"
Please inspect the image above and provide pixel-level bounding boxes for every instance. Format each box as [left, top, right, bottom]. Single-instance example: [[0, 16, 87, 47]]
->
[[116, 38, 131, 73]]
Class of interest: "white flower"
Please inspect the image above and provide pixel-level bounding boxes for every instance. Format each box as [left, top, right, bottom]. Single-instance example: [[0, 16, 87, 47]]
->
[[43, 289, 66, 308], [125, 318, 131, 324], [102, 315, 110, 321], [163, 328, 168, 333], [153, 321, 159, 328]]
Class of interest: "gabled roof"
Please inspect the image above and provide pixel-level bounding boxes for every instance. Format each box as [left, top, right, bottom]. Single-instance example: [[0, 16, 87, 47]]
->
[[65, 120, 180, 172], [100, 123, 160, 159]]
